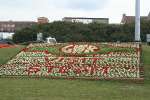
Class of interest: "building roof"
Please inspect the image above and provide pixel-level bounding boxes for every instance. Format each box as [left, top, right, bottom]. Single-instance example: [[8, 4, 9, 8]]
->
[[63, 17, 108, 20], [121, 13, 150, 24], [38, 17, 48, 19], [0, 21, 36, 23]]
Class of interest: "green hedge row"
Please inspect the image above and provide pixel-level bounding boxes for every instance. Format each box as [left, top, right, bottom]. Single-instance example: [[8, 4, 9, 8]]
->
[[13, 21, 150, 43]]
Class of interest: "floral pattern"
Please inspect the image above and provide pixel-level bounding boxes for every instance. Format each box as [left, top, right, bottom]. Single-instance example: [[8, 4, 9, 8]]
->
[[0, 43, 142, 79]]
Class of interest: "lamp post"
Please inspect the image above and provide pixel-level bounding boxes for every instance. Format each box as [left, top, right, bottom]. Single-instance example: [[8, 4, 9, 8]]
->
[[135, 0, 141, 42]]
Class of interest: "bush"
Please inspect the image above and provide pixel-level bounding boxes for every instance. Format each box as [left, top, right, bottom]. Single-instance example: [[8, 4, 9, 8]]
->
[[13, 21, 150, 43]]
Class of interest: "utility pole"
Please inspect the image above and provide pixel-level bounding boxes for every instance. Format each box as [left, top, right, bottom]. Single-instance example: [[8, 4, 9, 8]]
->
[[135, 0, 141, 42]]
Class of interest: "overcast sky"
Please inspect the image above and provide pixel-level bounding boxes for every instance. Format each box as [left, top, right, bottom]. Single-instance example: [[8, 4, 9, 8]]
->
[[0, 0, 149, 23]]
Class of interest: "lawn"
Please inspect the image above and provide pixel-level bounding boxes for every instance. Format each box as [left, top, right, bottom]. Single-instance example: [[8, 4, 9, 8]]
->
[[0, 44, 150, 100], [0, 45, 25, 64]]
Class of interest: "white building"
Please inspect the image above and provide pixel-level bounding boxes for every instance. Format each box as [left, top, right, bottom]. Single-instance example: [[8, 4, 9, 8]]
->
[[0, 32, 14, 40], [62, 17, 109, 24]]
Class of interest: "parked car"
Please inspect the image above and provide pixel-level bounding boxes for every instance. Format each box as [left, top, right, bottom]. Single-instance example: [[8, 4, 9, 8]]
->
[[0, 40, 14, 45]]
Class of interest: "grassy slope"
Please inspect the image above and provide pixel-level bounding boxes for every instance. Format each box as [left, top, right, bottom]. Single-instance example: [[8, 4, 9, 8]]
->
[[143, 45, 150, 80], [0, 45, 25, 64], [0, 45, 150, 100]]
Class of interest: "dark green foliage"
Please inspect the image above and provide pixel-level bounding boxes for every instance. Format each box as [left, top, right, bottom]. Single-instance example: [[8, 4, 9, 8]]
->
[[13, 27, 38, 43], [13, 21, 150, 43]]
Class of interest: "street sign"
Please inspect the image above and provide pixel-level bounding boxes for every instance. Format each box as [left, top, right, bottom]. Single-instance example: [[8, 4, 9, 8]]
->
[[37, 33, 43, 41], [147, 34, 150, 42]]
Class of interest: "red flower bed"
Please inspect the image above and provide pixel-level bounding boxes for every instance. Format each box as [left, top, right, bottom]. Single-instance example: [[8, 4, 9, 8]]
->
[[0, 44, 15, 48]]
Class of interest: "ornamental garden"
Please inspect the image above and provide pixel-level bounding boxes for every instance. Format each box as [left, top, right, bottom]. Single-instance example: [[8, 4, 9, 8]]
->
[[0, 43, 143, 80]]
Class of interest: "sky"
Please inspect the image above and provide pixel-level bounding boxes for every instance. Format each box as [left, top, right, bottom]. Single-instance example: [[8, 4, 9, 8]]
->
[[0, 0, 150, 23]]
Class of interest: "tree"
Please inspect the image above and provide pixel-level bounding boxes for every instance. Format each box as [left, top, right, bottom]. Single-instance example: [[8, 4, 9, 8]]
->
[[13, 21, 150, 43], [13, 27, 37, 43]]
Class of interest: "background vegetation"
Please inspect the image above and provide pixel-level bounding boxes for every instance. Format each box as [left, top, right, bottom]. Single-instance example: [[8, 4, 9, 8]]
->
[[13, 21, 150, 43]]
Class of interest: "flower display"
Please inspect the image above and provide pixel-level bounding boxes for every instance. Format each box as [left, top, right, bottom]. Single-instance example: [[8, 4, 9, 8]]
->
[[0, 44, 15, 48], [0, 43, 142, 79]]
